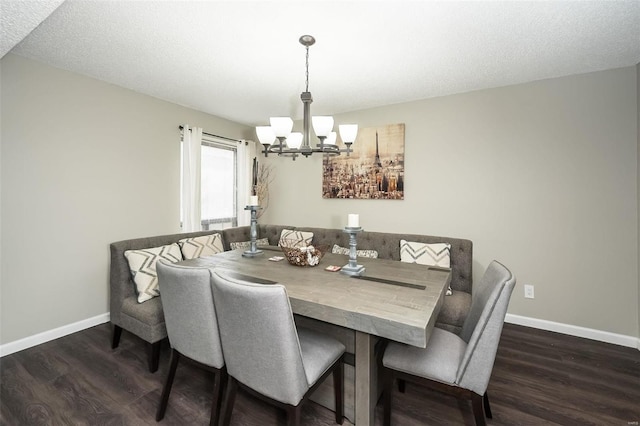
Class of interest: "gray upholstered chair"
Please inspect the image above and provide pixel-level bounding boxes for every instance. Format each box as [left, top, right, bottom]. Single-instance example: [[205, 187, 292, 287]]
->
[[210, 269, 346, 426], [156, 261, 226, 425], [382, 260, 516, 426]]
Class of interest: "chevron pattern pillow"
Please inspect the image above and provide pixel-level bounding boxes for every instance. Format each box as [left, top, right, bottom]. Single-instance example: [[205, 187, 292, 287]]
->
[[278, 229, 314, 248], [178, 233, 224, 260], [230, 238, 270, 250], [125, 243, 183, 303], [400, 240, 452, 295], [331, 244, 379, 259]]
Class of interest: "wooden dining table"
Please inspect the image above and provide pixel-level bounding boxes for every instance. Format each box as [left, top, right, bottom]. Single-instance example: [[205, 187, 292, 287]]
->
[[180, 246, 451, 425]]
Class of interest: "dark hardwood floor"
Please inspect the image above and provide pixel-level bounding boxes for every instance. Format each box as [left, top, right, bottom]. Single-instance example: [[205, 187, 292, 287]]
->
[[1, 323, 638, 425]]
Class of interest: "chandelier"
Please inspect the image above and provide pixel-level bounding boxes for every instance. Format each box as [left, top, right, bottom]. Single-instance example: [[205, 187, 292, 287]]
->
[[255, 35, 358, 160]]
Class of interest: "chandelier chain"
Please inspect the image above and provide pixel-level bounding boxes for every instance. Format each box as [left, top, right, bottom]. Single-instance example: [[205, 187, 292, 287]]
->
[[305, 45, 310, 92]]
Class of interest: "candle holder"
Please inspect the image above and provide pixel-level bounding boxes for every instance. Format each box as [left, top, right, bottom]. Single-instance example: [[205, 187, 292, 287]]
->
[[340, 227, 365, 276], [242, 205, 263, 257]]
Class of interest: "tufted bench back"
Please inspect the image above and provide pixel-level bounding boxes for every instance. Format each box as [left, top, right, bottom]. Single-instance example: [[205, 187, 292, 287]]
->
[[222, 225, 296, 249], [223, 224, 472, 293], [295, 227, 351, 248], [257, 224, 294, 245], [365, 231, 472, 293], [296, 227, 473, 294], [221, 226, 251, 250], [110, 229, 230, 329]]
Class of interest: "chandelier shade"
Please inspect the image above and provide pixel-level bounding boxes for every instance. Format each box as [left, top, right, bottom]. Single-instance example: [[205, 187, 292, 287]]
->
[[256, 35, 358, 160], [312, 116, 334, 138], [325, 132, 337, 146], [256, 126, 275, 146], [286, 132, 303, 149], [339, 124, 359, 144], [269, 117, 294, 138]]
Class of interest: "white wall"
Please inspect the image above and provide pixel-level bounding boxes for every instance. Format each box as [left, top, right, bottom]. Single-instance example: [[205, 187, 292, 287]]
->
[[0, 54, 252, 344], [261, 67, 639, 338]]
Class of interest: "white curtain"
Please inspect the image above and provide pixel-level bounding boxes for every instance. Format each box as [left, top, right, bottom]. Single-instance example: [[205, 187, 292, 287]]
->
[[236, 140, 257, 226], [182, 125, 202, 231]]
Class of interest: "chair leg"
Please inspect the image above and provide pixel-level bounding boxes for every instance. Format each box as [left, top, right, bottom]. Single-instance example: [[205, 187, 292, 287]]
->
[[470, 393, 487, 426], [397, 378, 406, 393], [286, 405, 301, 426], [483, 391, 492, 419], [111, 325, 123, 349], [156, 349, 181, 421], [209, 368, 227, 426], [220, 376, 238, 426], [148, 341, 161, 373], [382, 368, 394, 426], [332, 359, 344, 424]]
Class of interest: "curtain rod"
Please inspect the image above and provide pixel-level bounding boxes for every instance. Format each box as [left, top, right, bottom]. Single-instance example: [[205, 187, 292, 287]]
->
[[179, 125, 246, 144]]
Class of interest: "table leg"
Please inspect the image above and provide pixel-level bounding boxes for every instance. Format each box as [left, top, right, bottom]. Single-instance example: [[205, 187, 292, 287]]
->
[[354, 331, 376, 425]]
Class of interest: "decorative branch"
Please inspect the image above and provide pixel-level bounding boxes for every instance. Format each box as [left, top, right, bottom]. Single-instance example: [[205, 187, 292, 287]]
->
[[255, 163, 274, 219]]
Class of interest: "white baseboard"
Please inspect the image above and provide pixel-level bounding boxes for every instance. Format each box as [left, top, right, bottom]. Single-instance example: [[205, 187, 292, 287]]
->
[[0, 313, 110, 357], [505, 313, 640, 350], [2, 312, 638, 356]]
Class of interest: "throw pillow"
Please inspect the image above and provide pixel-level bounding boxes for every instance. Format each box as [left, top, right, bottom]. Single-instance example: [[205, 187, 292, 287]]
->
[[400, 240, 452, 295], [125, 243, 183, 303], [331, 244, 379, 259], [230, 238, 270, 250], [278, 229, 314, 248], [178, 233, 224, 260]]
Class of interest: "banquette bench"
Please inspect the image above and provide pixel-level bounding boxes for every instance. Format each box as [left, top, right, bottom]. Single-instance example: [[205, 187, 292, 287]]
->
[[109, 224, 473, 376]]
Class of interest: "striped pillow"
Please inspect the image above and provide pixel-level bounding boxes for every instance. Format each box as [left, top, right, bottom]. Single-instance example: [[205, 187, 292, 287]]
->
[[178, 233, 224, 260], [400, 240, 452, 295], [278, 229, 314, 248], [125, 243, 183, 303]]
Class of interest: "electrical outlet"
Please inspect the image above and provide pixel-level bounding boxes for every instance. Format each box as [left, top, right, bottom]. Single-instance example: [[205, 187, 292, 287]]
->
[[524, 284, 534, 299]]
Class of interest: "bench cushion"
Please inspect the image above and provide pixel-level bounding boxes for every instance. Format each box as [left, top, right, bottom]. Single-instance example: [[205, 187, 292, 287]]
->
[[120, 296, 167, 343]]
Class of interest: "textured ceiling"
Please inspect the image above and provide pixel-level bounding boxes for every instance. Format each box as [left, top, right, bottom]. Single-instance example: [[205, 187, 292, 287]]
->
[[0, 0, 65, 58], [3, 0, 640, 127]]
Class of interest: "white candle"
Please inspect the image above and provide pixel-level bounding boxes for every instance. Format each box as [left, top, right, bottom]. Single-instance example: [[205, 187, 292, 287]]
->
[[249, 195, 259, 206], [347, 214, 359, 228]]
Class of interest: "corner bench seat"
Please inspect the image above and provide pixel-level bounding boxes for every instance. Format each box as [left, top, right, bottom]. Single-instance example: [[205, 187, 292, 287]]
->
[[110, 224, 473, 373]]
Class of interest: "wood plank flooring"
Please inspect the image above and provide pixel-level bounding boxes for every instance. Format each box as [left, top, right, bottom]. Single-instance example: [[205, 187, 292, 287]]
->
[[1, 323, 638, 425]]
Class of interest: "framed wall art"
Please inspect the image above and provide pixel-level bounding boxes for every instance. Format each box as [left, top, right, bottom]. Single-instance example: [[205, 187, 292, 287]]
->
[[322, 123, 405, 199]]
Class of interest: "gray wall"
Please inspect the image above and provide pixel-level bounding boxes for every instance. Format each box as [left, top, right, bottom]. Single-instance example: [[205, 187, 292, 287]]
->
[[1, 54, 638, 345], [261, 66, 639, 338], [0, 54, 252, 344], [637, 62, 640, 339]]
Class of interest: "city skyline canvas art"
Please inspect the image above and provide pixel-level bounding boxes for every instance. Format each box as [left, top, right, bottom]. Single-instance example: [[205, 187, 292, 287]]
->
[[322, 123, 405, 199]]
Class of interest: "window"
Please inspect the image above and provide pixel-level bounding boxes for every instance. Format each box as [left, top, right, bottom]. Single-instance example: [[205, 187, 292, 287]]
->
[[200, 139, 237, 230], [181, 134, 239, 230]]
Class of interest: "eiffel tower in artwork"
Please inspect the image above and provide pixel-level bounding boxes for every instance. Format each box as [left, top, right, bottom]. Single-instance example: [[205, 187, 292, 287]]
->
[[374, 131, 382, 167]]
